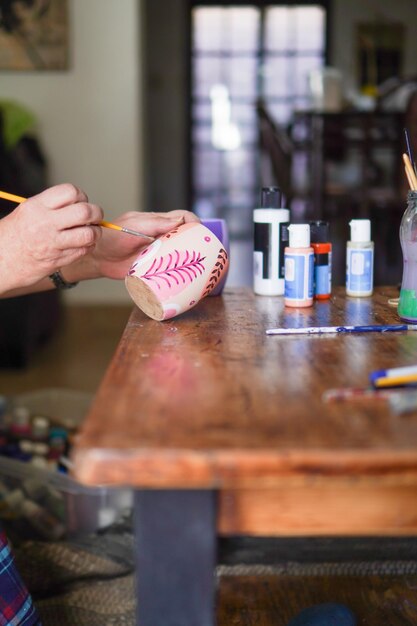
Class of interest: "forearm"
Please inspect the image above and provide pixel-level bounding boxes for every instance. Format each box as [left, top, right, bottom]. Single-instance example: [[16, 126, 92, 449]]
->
[[0, 254, 101, 299]]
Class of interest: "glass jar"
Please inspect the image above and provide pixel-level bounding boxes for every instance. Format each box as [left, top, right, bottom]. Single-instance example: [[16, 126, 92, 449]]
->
[[398, 191, 417, 323]]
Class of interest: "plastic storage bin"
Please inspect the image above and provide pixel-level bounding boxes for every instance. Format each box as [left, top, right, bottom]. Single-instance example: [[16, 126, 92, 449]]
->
[[0, 388, 132, 540]]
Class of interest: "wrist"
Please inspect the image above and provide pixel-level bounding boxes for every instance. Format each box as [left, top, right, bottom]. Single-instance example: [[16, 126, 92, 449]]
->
[[49, 270, 78, 290]]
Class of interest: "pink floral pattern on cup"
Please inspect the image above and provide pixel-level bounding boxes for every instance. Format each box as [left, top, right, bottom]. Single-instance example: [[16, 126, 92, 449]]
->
[[125, 222, 229, 321], [140, 249, 206, 300]]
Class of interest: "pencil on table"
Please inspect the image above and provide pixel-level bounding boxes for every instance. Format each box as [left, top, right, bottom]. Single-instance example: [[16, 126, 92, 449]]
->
[[0, 190, 153, 240]]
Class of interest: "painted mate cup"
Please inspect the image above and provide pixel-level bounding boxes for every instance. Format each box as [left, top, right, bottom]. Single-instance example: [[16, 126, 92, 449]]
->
[[125, 222, 229, 320]]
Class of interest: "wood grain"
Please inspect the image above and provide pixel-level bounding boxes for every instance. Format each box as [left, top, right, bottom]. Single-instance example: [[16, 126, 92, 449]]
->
[[218, 480, 417, 535], [73, 287, 417, 492]]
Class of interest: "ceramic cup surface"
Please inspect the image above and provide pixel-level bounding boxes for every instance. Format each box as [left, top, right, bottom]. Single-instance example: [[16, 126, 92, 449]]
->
[[125, 222, 229, 321]]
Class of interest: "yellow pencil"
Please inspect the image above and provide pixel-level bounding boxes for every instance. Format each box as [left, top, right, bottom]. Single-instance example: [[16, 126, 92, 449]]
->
[[375, 373, 417, 388], [0, 190, 153, 240]]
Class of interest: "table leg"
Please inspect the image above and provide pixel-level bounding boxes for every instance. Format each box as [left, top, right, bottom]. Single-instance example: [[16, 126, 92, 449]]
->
[[134, 489, 217, 626]]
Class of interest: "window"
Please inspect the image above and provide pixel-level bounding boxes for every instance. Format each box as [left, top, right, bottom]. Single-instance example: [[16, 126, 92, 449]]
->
[[190, 2, 328, 237]]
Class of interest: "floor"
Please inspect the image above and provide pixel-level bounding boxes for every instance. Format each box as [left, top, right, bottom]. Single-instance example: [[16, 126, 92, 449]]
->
[[218, 573, 417, 625], [0, 304, 132, 396]]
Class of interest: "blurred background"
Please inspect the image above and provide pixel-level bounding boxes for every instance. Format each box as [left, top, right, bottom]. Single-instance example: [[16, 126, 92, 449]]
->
[[0, 0, 416, 308]]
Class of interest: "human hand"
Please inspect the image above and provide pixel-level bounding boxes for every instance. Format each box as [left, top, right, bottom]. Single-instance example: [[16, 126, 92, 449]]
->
[[0, 184, 103, 291], [87, 210, 200, 280]]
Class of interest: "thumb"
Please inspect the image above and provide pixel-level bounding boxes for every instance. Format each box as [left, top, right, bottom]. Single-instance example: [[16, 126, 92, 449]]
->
[[139, 214, 185, 237]]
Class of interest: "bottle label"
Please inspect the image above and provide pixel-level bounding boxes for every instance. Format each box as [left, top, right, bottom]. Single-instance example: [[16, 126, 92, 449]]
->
[[346, 248, 373, 293], [285, 252, 314, 300], [254, 222, 271, 279], [253, 220, 289, 287], [278, 222, 289, 279], [314, 251, 332, 296]]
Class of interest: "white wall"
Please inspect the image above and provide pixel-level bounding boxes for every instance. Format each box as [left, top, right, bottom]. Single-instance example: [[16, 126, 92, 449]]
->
[[1, 0, 144, 304]]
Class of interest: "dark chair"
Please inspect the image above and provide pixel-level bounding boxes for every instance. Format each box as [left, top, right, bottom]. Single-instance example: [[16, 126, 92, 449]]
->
[[256, 99, 294, 205], [0, 109, 62, 368]]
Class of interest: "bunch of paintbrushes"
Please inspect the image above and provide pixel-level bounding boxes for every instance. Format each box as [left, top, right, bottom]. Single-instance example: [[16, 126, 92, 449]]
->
[[403, 128, 417, 191]]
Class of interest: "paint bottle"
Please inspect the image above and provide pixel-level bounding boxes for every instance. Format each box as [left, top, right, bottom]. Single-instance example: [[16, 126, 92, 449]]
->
[[10, 406, 31, 438], [253, 186, 290, 296], [310, 220, 332, 300], [398, 191, 417, 323], [284, 224, 314, 308], [346, 219, 374, 297]]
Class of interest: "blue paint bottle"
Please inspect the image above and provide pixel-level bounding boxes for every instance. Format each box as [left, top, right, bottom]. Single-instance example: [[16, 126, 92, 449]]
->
[[346, 219, 374, 297], [310, 220, 332, 300], [284, 224, 314, 308]]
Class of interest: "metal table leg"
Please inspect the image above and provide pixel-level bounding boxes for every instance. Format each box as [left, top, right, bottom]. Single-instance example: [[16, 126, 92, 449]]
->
[[134, 489, 217, 626]]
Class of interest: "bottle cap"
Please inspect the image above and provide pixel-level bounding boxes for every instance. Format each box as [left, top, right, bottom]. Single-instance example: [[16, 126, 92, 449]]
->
[[31, 415, 50, 440], [12, 406, 30, 427], [288, 224, 310, 248], [260, 186, 282, 208], [309, 220, 329, 243], [350, 219, 371, 243]]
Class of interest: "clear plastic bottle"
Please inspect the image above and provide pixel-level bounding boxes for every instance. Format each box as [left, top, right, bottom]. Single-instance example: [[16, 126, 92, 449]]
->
[[398, 191, 417, 323]]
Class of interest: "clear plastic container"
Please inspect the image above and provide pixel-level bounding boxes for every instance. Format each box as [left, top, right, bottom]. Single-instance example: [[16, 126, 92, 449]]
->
[[398, 191, 417, 322], [0, 388, 132, 540], [0, 455, 132, 539]]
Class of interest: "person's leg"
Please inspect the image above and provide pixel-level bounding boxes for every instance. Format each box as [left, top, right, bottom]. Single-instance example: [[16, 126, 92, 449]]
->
[[0, 529, 41, 625]]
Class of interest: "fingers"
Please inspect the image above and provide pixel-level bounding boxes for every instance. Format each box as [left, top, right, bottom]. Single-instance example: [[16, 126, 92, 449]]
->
[[113, 210, 200, 239], [57, 225, 102, 250], [55, 202, 104, 230], [54, 245, 97, 267], [161, 210, 200, 224], [29, 183, 88, 210], [26, 185, 103, 231]]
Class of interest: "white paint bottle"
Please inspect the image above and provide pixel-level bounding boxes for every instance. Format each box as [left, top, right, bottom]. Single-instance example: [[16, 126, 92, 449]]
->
[[346, 219, 374, 297], [284, 224, 314, 308], [253, 187, 290, 296]]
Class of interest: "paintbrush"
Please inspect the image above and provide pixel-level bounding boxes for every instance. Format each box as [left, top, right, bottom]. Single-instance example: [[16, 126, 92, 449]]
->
[[404, 127, 416, 174], [0, 189, 154, 240], [403, 153, 417, 191]]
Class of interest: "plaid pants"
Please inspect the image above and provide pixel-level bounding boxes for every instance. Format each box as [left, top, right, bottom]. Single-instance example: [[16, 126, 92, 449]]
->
[[0, 530, 41, 626]]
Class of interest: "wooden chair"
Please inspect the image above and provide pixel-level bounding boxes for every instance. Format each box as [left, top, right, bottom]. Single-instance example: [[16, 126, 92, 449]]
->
[[256, 99, 294, 205]]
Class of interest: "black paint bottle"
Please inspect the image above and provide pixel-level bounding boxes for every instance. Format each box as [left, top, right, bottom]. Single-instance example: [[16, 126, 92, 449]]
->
[[253, 187, 290, 296]]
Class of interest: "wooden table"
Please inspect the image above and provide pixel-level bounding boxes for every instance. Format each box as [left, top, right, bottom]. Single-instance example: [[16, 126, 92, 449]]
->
[[72, 287, 417, 626]]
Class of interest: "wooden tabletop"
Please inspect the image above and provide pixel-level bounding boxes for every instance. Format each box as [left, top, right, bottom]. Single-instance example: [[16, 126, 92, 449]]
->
[[72, 287, 417, 490]]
